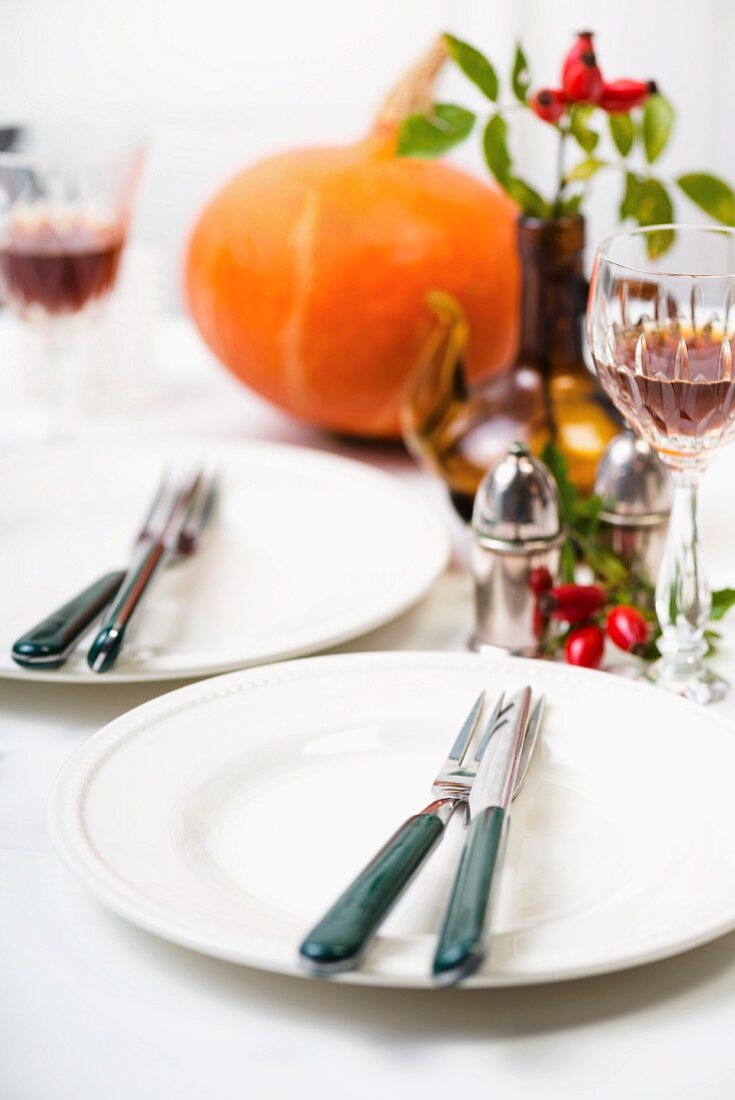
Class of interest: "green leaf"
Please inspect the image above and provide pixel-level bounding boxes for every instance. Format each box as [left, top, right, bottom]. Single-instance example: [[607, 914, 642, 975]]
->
[[397, 104, 476, 158], [619, 171, 645, 220], [444, 33, 499, 101], [638, 177, 673, 226], [643, 184, 675, 257], [511, 42, 531, 103], [676, 173, 735, 227], [639, 633, 662, 662], [559, 192, 585, 216], [574, 493, 604, 521], [573, 532, 630, 587], [711, 588, 735, 621], [506, 177, 551, 218], [643, 93, 674, 164], [560, 539, 577, 583], [540, 441, 578, 524], [569, 106, 599, 154], [566, 156, 605, 182], [483, 114, 552, 217], [619, 173, 674, 257], [609, 112, 634, 156], [541, 440, 638, 589], [482, 114, 512, 184]]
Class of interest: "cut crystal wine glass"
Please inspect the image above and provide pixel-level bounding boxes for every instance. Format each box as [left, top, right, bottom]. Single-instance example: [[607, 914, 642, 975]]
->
[[0, 121, 146, 436], [588, 224, 735, 704]]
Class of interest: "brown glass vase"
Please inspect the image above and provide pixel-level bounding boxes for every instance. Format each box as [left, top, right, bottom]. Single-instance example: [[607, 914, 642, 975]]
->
[[402, 216, 621, 520]]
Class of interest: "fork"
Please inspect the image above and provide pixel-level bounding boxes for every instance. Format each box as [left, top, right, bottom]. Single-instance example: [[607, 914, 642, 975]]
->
[[86, 468, 209, 673], [300, 691, 510, 975], [11, 470, 218, 671]]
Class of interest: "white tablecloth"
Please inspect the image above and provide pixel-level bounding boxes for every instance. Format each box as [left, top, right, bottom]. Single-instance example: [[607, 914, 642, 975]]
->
[[3, 319, 735, 1100]]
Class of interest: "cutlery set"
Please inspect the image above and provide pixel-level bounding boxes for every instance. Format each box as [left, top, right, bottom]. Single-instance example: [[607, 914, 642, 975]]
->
[[300, 686, 544, 987], [11, 446, 546, 988], [11, 468, 217, 673]]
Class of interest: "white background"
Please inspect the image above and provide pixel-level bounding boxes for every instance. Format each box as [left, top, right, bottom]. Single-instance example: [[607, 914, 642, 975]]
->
[[1, 0, 733, 308], [4, 7, 735, 1098]]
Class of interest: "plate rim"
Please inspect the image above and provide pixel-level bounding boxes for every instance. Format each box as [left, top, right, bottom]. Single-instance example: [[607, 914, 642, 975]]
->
[[47, 649, 735, 989], [0, 436, 450, 684]]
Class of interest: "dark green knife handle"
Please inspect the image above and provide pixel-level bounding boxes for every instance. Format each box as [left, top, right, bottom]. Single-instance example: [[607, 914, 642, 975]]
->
[[11, 571, 126, 670], [432, 805, 508, 987], [299, 811, 447, 975]]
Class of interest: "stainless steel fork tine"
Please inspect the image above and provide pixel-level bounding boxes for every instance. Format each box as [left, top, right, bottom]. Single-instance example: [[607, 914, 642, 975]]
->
[[200, 470, 219, 525], [174, 468, 218, 555], [185, 469, 219, 536], [176, 467, 204, 522], [172, 469, 204, 530], [446, 691, 486, 766]]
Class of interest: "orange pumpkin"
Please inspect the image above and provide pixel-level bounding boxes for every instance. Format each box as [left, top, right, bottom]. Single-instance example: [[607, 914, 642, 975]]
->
[[185, 40, 519, 438]]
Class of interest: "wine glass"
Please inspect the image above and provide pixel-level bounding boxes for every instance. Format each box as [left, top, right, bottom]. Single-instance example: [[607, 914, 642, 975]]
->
[[588, 224, 735, 704], [0, 121, 146, 436]]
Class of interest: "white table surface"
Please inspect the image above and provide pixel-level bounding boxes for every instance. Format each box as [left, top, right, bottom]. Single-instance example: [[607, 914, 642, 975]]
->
[[3, 318, 735, 1100]]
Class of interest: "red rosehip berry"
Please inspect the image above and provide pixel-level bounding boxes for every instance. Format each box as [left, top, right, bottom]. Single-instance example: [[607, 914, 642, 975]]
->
[[530, 88, 566, 125], [563, 56, 604, 103], [599, 78, 657, 113], [565, 624, 605, 669], [606, 605, 650, 654], [529, 566, 553, 595], [540, 583, 606, 623], [562, 32, 604, 104], [561, 30, 595, 73]]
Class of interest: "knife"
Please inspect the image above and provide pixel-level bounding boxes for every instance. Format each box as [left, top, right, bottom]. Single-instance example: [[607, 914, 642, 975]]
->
[[432, 685, 533, 987], [298, 692, 487, 976], [10, 470, 217, 671], [11, 571, 127, 670]]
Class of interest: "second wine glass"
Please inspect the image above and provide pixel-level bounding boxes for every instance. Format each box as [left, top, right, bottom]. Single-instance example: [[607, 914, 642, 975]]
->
[[588, 224, 735, 704]]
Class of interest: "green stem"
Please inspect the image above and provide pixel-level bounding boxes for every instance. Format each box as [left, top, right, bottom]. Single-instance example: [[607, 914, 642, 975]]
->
[[553, 125, 570, 215]]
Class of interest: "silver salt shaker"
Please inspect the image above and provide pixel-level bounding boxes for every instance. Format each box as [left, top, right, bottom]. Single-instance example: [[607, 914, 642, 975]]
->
[[594, 431, 672, 585], [470, 442, 564, 656]]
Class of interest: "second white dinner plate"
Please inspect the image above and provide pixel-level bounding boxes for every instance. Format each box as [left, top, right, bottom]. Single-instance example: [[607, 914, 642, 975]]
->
[[0, 437, 449, 682], [49, 651, 735, 987]]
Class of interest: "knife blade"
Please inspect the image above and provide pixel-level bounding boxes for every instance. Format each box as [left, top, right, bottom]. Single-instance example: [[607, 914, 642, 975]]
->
[[432, 685, 532, 986]]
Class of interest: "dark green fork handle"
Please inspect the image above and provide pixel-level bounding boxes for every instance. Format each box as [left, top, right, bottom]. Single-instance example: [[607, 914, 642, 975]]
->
[[87, 541, 166, 673], [11, 571, 125, 670], [299, 802, 456, 975], [432, 805, 509, 987]]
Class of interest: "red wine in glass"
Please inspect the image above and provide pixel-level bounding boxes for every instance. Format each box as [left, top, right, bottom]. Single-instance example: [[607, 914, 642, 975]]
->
[[595, 325, 735, 459], [0, 207, 125, 318]]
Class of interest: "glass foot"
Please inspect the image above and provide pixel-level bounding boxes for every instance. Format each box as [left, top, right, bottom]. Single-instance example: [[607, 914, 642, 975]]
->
[[641, 658, 729, 706]]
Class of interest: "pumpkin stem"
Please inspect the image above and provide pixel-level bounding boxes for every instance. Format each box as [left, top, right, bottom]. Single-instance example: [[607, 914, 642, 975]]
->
[[375, 37, 448, 128]]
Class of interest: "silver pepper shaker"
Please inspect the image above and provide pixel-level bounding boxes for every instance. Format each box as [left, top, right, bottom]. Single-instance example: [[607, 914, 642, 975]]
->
[[594, 431, 672, 585], [470, 442, 564, 656]]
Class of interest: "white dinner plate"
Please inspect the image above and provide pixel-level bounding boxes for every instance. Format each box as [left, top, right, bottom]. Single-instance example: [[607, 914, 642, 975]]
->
[[0, 438, 448, 682], [49, 651, 735, 987]]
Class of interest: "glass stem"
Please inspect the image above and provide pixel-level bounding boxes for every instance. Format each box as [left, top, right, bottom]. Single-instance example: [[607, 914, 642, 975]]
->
[[41, 323, 83, 438], [655, 468, 710, 673]]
